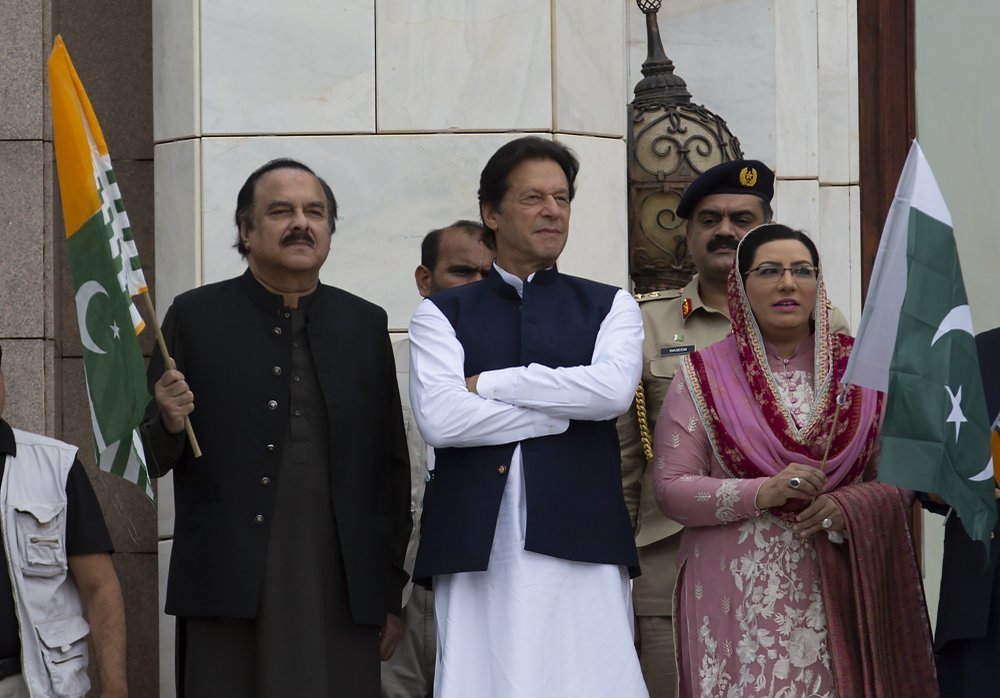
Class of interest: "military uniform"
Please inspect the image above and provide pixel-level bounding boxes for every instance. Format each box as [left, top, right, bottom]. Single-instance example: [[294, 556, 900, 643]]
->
[[618, 274, 850, 698]]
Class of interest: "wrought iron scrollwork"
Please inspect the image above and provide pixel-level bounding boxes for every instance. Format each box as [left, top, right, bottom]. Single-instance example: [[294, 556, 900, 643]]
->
[[627, 1, 744, 292]]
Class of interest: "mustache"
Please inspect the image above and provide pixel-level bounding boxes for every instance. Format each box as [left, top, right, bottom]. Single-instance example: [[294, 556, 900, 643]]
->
[[281, 230, 315, 246], [706, 236, 738, 253]]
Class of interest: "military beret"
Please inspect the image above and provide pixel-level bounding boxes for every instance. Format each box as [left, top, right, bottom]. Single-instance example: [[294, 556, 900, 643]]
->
[[676, 159, 775, 219]]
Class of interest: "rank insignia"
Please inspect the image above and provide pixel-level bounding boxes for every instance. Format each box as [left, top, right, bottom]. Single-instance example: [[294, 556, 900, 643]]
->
[[681, 297, 693, 319], [739, 166, 758, 187]]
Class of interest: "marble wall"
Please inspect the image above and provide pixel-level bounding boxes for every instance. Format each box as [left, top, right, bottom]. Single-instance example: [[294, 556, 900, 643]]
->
[[153, 1, 861, 693], [153, 0, 632, 328], [153, 0, 863, 325]]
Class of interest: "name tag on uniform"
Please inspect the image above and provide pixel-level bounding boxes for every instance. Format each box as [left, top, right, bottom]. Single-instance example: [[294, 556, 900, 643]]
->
[[660, 344, 695, 356]]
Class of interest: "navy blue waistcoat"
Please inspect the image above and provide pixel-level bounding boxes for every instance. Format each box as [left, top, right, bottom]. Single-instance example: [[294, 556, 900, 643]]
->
[[412, 268, 639, 586]]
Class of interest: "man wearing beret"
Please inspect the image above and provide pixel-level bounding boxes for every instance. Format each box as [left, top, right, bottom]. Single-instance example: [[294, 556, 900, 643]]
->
[[618, 159, 850, 696]]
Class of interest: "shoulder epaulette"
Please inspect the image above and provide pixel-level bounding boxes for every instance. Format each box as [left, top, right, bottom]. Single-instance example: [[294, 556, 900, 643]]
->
[[634, 289, 683, 303]]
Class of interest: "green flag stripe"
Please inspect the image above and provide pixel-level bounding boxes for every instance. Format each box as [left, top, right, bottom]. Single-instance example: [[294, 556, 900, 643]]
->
[[879, 207, 994, 545], [68, 211, 149, 444]]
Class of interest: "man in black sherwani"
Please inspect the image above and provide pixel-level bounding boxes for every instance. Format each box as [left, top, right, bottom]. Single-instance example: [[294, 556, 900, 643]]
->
[[143, 158, 411, 697]]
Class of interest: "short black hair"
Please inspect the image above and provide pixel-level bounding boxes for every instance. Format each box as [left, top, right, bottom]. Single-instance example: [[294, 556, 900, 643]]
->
[[477, 137, 579, 245], [420, 220, 489, 270], [233, 158, 338, 257], [761, 201, 774, 223], [737, 223, 820, 277]]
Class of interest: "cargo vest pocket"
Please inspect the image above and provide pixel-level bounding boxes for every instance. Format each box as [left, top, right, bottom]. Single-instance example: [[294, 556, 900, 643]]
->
[[35, 616, 91, 697], [15, 504, 67, 577]]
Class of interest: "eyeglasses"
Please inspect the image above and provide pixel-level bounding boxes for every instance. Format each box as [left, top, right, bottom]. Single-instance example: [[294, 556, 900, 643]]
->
[[745, 264, 818, 282]]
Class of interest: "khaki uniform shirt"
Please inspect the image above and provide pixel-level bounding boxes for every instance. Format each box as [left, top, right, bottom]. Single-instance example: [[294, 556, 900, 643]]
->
[[618, 276, 731, 549]]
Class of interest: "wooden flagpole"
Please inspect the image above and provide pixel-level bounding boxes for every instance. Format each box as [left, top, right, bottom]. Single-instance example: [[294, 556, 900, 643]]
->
[[821, 386, 846, 469]]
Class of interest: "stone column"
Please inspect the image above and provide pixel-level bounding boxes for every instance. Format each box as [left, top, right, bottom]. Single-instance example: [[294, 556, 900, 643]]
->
[[1, 1, 159, 695]]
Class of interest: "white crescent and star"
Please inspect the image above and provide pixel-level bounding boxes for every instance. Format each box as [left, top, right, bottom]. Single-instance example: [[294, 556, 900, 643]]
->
[[944, 385, 966, 442], [929, 304, 983, 481], [931, 304, 975, 346], [969, 458, 993, 482], [75, 280, 111, 355]]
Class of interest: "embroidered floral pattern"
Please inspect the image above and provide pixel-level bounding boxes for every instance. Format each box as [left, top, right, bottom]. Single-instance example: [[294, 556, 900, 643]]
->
[[697, 615, 735, 697], [690, 518, 834, 698], [715, 479, 741, 522]]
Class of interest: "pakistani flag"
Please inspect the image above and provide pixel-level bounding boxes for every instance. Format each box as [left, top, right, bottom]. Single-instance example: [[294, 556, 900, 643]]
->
[[48, 36, 153, 500], [843, 141, 995, 546]]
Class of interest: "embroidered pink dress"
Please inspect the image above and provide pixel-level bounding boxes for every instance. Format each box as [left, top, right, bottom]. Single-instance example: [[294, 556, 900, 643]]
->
[[655, 343, 838, 698], [653, 226, 937, 697], [651, 228, 887, 697]]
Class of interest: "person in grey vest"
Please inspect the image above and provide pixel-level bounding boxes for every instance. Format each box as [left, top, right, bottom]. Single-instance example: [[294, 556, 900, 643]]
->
[[0, 344, 126, 698]]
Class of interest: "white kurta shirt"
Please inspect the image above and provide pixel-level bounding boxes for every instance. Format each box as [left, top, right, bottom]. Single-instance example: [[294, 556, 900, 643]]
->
[[408, 265, 649, 698]]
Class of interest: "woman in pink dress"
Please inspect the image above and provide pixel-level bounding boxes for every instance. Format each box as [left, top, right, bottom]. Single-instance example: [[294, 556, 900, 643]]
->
[[654, 224, 937, 697]]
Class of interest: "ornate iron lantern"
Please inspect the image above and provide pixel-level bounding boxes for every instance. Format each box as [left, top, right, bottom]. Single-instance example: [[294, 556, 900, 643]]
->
[[628, 0, 744, 292]]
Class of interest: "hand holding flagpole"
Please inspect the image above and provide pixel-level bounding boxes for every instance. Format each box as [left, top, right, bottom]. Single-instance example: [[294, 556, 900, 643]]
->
[[140, 292, 201, 458]]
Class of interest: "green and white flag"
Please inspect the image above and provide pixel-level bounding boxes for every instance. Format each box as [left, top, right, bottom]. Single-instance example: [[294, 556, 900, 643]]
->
[[48, 37, 153, 500], [844, 140, 994, 545]]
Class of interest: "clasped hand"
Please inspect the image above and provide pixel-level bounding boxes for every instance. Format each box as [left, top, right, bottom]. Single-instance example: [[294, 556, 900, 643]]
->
[[755, 463, 845, 538]]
